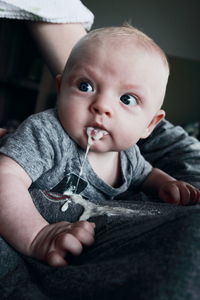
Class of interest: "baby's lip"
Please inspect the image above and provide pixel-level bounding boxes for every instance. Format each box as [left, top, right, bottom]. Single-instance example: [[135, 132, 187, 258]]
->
[[86, 126, 109, 143]]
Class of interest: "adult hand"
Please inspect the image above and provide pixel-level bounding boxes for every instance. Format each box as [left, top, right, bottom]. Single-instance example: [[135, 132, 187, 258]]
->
[[30, 220, 96, 267]]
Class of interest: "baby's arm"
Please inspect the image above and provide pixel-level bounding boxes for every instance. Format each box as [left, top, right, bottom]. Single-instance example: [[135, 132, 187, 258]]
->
[[0, 154, 95, 267], [143, 168, 200, 205]]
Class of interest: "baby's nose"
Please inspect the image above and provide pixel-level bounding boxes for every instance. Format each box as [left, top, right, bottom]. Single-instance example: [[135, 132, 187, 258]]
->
[[90, 96, 113, 117]]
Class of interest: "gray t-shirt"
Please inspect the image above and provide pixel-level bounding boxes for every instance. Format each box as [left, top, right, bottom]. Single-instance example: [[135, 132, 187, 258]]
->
[[0, 109, 152, 200]]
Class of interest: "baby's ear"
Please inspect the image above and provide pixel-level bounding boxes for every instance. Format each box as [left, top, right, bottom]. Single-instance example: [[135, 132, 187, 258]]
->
[[55, 74, 62, 92], [141, 109, 165, 139]]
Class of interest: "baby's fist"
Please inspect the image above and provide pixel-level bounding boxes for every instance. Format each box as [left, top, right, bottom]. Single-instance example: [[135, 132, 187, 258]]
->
[[30, 220, 96, 267], [159, 180, 200, 205]]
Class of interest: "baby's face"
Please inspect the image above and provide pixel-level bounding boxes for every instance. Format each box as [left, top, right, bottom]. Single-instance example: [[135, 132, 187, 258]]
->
[[57, 39, 168, 152]]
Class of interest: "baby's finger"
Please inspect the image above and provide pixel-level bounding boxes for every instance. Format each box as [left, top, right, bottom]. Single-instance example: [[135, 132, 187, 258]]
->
[[69, 226, 95, 246], [178, 183, 191, 205], [189, 187, 200, 204], [46, 250, 68, 267], [159, 183, 180, 204], [72, 221, 96, 235], [197, 190, 200, 203], [55, 232, 83, 256]]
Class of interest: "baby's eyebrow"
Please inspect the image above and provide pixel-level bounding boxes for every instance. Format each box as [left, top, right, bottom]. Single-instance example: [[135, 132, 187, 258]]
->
[[122, 84, 147, 99], [123, 84, 140, 90], [69, 63, 100, 80]]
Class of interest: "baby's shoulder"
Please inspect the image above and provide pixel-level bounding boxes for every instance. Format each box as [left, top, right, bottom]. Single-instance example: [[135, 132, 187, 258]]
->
[[21, 108, 64, 136], [27, 108, 59, 126]]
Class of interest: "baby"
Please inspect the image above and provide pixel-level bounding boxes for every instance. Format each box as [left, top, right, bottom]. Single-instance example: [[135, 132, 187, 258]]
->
[[0, 25, 199, 267]]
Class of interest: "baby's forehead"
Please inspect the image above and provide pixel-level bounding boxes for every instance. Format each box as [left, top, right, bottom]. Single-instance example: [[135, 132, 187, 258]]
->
[[78, 33, 139, 51], [74, 38, 166, 74], [73, 33, 166, 63], [69, 36, 142, 69], [65, 31, 169, 85]]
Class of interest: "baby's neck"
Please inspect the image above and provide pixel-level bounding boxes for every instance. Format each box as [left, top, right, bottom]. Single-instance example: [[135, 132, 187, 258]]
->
[[88, 151, 122, 187]]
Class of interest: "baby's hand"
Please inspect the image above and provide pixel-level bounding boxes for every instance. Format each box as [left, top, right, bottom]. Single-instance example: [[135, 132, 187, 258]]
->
[[159, 180, 200, 205], [30, 221, 95, 267], [0, 128, 7, 137]]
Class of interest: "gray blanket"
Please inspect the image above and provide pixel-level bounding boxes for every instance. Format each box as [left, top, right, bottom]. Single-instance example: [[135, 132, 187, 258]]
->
[[1, 119, 200, 300]]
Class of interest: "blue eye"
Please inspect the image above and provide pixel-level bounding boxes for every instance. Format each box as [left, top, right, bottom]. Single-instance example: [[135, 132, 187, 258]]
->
[[120, 94, 138, 106], [78, 81, 93, 92]]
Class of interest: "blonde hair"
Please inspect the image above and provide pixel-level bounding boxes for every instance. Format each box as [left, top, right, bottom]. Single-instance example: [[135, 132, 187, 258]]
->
[[68, 24, 169, 76], [86, 24, 169, 72], [63, 24, 170, 86]]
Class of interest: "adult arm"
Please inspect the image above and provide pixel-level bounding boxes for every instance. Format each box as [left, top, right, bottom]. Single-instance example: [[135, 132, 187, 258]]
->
[[28, 22, 86, 76], [138, 119, 200, 189], [0, 0, 92, 77]]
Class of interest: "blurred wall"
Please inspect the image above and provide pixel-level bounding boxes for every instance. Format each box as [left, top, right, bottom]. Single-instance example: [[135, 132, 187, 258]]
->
[[83, 0, 200, 125]]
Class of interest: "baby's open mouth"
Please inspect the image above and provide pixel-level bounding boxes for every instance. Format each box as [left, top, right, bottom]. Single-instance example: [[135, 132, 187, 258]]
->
[[87, 127, 108, 144]]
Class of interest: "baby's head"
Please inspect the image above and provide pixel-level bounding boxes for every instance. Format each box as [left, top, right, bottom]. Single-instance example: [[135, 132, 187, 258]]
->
[[57, 25, 169, 152]]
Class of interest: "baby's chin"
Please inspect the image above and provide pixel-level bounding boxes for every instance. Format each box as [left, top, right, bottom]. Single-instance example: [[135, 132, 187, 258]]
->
[[89, 143, 123, 154]]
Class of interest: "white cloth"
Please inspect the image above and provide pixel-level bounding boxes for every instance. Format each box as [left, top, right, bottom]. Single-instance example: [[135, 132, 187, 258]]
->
[[0, 0, 94, 30]]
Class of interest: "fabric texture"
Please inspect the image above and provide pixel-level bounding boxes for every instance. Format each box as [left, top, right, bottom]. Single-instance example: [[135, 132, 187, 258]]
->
[[1, 191, 200, 299], [1, 112, 200, 299], [0, 0, 94, 30], [138, 119, 200, 189]]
